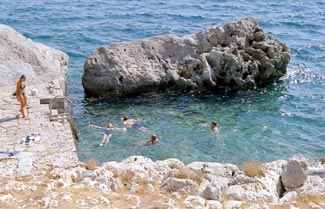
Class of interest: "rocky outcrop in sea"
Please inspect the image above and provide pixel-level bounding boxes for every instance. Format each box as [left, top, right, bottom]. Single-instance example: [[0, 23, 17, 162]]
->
[[83, 17, 290, 97]]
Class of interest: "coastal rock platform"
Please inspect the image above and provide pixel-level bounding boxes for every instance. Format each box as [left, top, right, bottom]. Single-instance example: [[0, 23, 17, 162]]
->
[[83, 17, 290, 97], [1, 22, 324, 209]]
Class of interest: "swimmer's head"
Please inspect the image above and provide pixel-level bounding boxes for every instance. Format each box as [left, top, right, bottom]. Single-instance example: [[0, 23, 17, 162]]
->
[[107, 123, 113, 128], [151, 134, 158, 144], [123, 116, 128, 121]]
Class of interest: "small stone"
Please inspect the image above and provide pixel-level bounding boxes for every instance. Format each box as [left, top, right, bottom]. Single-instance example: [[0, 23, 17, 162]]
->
[[281, 155, 309, 189]]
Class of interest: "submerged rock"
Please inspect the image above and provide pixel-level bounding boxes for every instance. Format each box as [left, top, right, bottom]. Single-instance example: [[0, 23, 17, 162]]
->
[[83, 17, 290, 97]]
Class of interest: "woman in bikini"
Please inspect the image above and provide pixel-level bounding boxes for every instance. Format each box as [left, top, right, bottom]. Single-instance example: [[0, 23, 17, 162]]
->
[[89, 122, 126, 146], [16, 75, 27, 119], [100, 123, 114, 146]]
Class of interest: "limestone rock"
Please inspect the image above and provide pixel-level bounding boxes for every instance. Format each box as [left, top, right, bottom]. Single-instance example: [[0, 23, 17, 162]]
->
[[103, 156, 188, 186], [183, 195, 206, 209], [51, 168, 78, 187], [0, 24, 68, 94], [281, 161, 325, 203], [100, 196, 110, 205], [125, 194, 141, 207], [226, 160, 285, 203], [224, 200, 243, 209], [1, 152, 325, 208], [206, 200, 223, 209], [280, 190, 298, 203], [97, 183, 113, 195], [83, 17, 290, 97], [41, 198, 59, 208], [199, 177, 229, 200], [156, 158, 185, 170], [0, 194, 14, 203], [188, 161, 239, 180], [92, 167, 119, 192], [281, 155, 309, 189], [161, 177, 198, 193]]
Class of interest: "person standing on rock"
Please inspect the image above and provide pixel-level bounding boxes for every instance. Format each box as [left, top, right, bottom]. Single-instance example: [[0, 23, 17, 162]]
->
[[16, 75, 27, 119]]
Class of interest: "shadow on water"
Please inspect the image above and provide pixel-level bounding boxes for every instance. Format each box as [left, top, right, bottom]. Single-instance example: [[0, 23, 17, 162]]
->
[[82, 79, 289, 110]]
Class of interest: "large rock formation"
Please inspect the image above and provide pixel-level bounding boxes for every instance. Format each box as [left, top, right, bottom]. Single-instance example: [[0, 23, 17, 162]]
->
[[83, 17, 290, 97], [0, 24, 68, 95]]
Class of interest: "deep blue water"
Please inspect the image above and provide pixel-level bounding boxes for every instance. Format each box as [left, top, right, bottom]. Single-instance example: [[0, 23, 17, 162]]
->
[[1, 0, 324, 165]]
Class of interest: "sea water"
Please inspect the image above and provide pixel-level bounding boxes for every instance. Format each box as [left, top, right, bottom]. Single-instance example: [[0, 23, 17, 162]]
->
[[1, 0, 324, 165]]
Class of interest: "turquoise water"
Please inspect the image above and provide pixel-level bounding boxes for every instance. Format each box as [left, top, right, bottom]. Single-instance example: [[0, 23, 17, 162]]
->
[[1, 0, 324, 165]]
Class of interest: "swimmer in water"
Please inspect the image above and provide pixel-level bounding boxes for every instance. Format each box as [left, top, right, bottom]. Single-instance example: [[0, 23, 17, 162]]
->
[[89, 122, 125, 146], [122, 116, 150, 132], [211, 121, 220, 134], [134, 134, 159, 146]]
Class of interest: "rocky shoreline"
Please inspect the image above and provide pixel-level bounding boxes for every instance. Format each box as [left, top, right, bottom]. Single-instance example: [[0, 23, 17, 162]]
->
[[1, 20, 324, 208]]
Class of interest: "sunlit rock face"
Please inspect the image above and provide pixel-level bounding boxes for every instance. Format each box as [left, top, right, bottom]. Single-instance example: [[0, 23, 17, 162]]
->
[[83, 17, 290, 97], [0, 24, 68, 93]]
